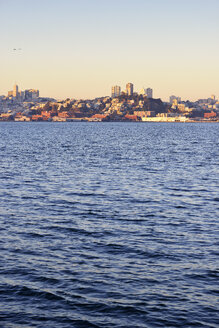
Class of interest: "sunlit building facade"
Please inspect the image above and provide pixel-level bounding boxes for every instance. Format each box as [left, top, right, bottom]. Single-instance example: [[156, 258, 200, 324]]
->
[[13, 84, 18, 98], [139, 88, 146, 96]]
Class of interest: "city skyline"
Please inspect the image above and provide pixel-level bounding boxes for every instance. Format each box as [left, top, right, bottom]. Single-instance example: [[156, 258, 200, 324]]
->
[[4, 82, 217, 103], [1, 80, 218, 123], [1, 0, 218, 101]]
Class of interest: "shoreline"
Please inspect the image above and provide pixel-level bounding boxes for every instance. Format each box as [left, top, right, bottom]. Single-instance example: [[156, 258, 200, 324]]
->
[[0, 120, 218, 123]]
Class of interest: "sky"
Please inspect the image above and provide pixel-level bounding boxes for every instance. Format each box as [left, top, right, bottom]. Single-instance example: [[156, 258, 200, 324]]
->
[[0, 0, 218, 101]]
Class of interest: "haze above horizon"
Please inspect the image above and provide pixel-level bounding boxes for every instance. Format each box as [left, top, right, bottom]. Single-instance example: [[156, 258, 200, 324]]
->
[[1, 0, 218, 101]]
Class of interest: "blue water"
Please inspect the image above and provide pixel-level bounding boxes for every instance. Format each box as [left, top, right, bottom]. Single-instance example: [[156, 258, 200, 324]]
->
[[0, 122, 218, 328]]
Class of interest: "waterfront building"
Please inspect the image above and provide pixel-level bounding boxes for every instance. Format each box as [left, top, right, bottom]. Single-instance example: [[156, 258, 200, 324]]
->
[[134, 110, 155, 118], [111, 85, 121, 98], [146, 88, 153, 98], [126, 83, 134, 96], [142, 113, 187, 122]]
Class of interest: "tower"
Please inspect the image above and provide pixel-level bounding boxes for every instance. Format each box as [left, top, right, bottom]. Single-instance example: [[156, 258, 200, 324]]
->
[[126, 83, 133, 96], [13, 84, 18, 98], [146, 88, 153, 98], [111, 85, 121, 98]]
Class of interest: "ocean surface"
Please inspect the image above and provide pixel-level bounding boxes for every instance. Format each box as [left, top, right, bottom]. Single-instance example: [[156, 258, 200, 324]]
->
[[0, 122, 218, 328]]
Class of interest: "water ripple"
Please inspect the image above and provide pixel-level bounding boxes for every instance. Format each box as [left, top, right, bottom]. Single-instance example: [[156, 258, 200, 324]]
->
[[0, 122, 218, 328]]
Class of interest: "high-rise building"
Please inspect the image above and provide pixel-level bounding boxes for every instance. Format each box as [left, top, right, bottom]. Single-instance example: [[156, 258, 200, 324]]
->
[[7, 84, 39, 101], [19, 91, 25, 101], [126, 83, 134, 96], [146, 88, 153, 98], [111, 85, 121, 98], [25, 89, 39, 100], [13, 84, 18, 98]]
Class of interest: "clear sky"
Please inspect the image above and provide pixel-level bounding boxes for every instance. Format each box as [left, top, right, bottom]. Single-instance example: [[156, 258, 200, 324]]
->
[[1, 0, 218, 101]]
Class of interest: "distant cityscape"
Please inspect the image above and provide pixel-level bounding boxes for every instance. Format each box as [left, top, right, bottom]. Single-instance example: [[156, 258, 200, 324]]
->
[[0, 83, 218, 122]]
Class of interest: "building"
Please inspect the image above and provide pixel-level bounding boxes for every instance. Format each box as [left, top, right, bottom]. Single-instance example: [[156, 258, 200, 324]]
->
[[139, 88, 146, 96], [169, 95, 175, 103], [111, 85, 121, 98], [204, 112, 216, 119], [126, 83, 134, 96], [178, 104, 186, 112], [19, 91, 25, 101], [24, 89, 39, 100], [134, 110, 155, 118], [13, 84, 18, 98], [172, 99, 178, 107], [169, 95, 181, 103], [7, 84, 39, 101], [146, 88, 153, 98]]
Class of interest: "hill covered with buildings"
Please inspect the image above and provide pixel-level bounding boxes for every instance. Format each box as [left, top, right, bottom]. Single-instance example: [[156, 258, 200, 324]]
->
[[0, 83, 218, 122]]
